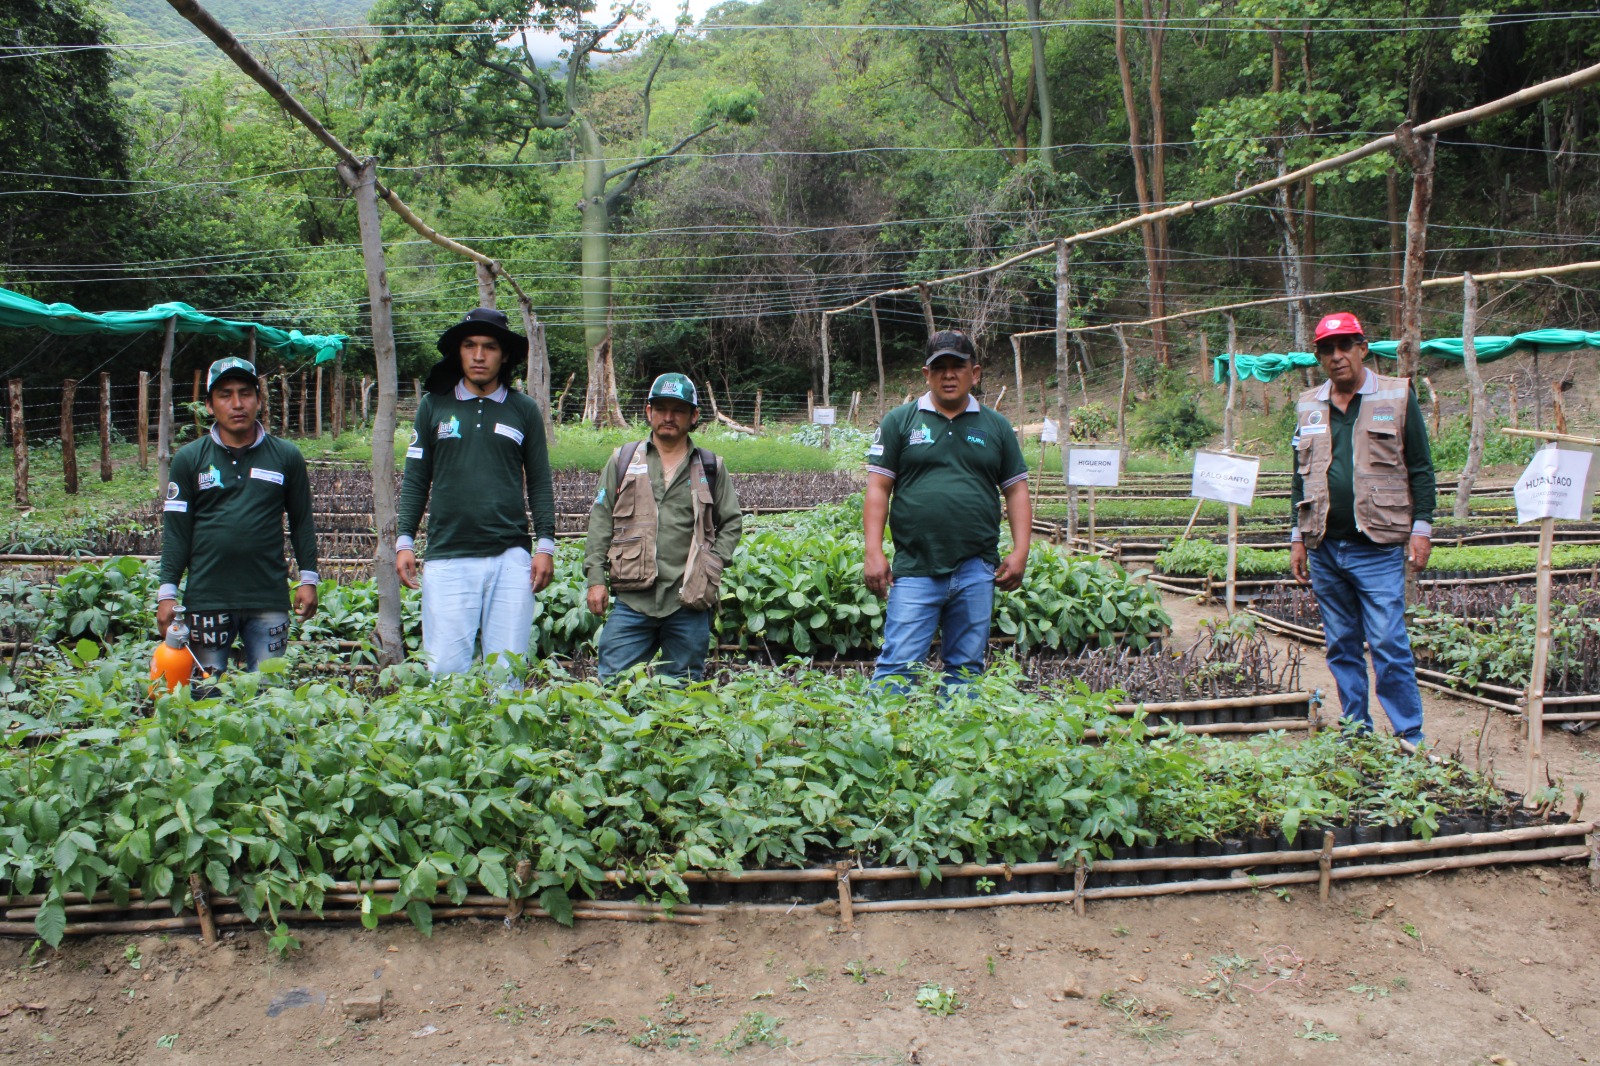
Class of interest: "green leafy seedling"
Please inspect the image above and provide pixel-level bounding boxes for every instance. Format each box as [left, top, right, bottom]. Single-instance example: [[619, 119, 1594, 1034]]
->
[[1297, 1020, 1339, 1042], [915, 984, 962, 1016], [267, 923, 301, 959], [123, 944, 142, 971]]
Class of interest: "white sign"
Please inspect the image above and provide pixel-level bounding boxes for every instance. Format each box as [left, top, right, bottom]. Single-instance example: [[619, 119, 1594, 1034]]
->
[[812, 407, 836, 426], [1067, 447, 1121, 487], [1040, 417, 1059, 445], [1514, 445, 1594, 523], [1191, 450, 1260, 507]]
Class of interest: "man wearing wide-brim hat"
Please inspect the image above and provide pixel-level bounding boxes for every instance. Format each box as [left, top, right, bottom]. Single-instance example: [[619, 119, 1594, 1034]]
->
[[396, 307, 556, 675], [158, 356, 319, 674], [1290, 311, 1436, 747]]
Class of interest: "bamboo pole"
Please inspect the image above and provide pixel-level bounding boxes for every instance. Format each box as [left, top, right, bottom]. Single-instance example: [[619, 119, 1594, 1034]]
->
[[59, 378, 78, 495], [98, 373, 113, 482], [156, 317, 176, 489], [136, 371, 149, 470]]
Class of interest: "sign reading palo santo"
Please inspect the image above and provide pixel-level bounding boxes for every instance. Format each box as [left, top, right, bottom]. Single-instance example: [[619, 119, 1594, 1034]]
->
[[1503, 426, 1600, 800]]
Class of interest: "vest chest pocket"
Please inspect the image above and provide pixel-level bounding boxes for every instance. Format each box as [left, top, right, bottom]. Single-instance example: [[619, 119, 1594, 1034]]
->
[[1366, 427, 1402, 467], [1295, 436, 1316, 475]]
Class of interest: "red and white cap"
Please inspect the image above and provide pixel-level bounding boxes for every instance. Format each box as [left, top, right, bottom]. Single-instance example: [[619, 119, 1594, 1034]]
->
[[1313, 313, 1365, 343]]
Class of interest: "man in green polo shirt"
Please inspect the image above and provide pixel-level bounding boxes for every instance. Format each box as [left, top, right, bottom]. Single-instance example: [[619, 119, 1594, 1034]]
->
[[397, 308, 556, 675], [158, 356, 318, 674], [584, 373, 742, 680], [864, 329, 1031, 688]]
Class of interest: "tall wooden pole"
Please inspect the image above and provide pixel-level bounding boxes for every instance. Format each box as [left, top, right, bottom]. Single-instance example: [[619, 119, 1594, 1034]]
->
[[98, 373, 113, 482], [1011, 334, 1026, 438], [819, 313, 832, 407], [514, 294, 553, 438], [871, 298, 886, 418], [1393, 122, 1435, 381], [1224, 315, 1239, 614], [339, 157, 404, 666], [1114, 326, 1133, 472], [1455, 273, 1488, 520], [1055, 240, 1078, 544], [476, 261, 497, 308], [8, 379, 27, 509], [157, 317, 177, 490], [1526, 514, 1555, 797], [314, 366, 324, 437], [136, 371, 149, 470], [917, 283, 936, 337], [60, 379, 79, 495]]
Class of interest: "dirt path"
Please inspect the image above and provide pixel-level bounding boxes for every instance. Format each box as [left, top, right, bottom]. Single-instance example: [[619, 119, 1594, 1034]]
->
[[3, 592, 1597, 1066]]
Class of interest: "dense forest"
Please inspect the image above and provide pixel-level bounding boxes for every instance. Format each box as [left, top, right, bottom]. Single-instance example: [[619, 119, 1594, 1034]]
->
[[3, 0, 1597, 405]]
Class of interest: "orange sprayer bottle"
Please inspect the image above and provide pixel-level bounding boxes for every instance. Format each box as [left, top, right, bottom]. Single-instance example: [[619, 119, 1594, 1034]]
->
[[149, 608, 196, 695]]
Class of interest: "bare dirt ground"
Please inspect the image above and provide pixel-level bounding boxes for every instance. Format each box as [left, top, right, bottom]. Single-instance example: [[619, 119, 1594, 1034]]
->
[[3, 590, 1598, 1066]]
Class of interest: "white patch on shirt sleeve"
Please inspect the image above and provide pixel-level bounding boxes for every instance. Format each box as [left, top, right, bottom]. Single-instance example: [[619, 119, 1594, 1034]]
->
[[249, 468, 286, 485], [163, 500, 188, 512], [406, 446, 424, 459], [494, 423, 525, 445]]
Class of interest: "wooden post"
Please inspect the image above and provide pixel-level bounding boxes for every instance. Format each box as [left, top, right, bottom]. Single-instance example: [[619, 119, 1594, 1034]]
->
[[1226, 502, 1239, 614], [60, 379, 79, 495], [188, 873, 217, 946], [807, 389, 815, 423], [1011, 334, 1026, 437], [279, 373, 291, 436], [1072, 856, 1086, 918], [555, 372, 575, 421], [1088, 486, 1097, 559], [475, 261, 497, 308], [315, 365, 324, 437], [917, 283, 936, 337], [515, 294, 553, 438], [98, 373, 113, 482], [8, 379, 27, 509], [191, 368, 202, 408], [1509, 379, 1519, 428], [338, 157, 404, 667], [137, 371, 150, 470], [1455, 274, 1487, 520], [361, 376, 371, 424], [754, 389, 763, 431], [834, 861, 854, 931], [1114, 325, 1132, 472], [1393, 122, 1435, 383], [1224, 321, 1241, 614], [819, 312, 832, 408], [871, 298, 886, 418], [1055, 240, 1078, 541], [297, 370, 307, 436], [412, 378, 422, 401], [1422, 375, 1441, 438], [260, 374, 271, 434], [1526, 513, 1555, 798], [1533, 350, 1542, 431], [157, 317, 177, 490], [1196, 330, 1209, 388], [1318, 831, 1335, 904]]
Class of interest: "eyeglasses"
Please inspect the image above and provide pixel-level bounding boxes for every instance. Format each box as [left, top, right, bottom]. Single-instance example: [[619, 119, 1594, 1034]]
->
[[1314, 335, 1363, 357]]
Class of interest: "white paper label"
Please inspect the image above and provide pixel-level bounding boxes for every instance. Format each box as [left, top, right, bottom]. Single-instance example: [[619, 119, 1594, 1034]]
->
[[249, 468, 285, 485], [493, 423, 525, 445], [1191, 450, 1260, 506], [1067, 447, 1121, 487], [405, 446, 424, 459], [1514, 446, 1594, 523], [812, 407, 836, 426], [1040, 417, 1059, 444], [163, 500, 188, 513]]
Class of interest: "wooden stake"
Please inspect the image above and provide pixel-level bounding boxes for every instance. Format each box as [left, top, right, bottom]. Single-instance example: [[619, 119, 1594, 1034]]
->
[[279, 373, 290, 436], [1393, 122, 1435, 382], [1226, 503, 1239, 613], [98, 373, 113, 482], [807, 389, 815, 423], [556, 372, 575, 421], [1318, 830, 1334, 903], [1509, 379, 1519, 428], [191, 368, 202, 408], [361, 376, 371, 424], [136, 371, 149, 470], [315, 365, 324, 437], [1423, 374, 1441, 438], [835, 861, 854, 930], [819, 312, 832, 407], [754, 388, 763, 431], [1088, 486, 1098, 560], [188, 873, 217, 945], [60, 379, 78, 495], [1012, 334, 1026, 436], [871, 299, 885, 417], [297, 370, 307, 436], [1114, 325, 1132, 470], [1073, 856, 1086, 917], [917, 283, 935, 336], [156, 317, 176, 490], [7, 379, 26, 509], [1455, 273, 1487, 520], [1526, 513, 1555, 799]]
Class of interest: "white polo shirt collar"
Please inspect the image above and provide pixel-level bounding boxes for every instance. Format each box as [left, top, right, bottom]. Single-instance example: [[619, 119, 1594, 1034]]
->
[[915, 392, 981, 415], [455, 381, 508, 403]]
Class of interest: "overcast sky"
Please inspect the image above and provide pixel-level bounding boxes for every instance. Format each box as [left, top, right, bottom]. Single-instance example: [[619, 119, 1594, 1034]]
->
[[519, 0, 730, 65]]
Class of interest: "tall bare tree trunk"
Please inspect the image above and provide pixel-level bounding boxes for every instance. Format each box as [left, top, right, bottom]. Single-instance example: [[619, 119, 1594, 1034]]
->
[[340, 158, 404, 666], [515, 295, 553, 438], [1142, 0, 1171, 364], [1114, 0, 1166, 365], [475, 262, 497, 308], [1387, 170, 1403, 332], [157, 317, 176, 490], [1055, 240, 1078, 538], [1394, 123, 1436, 381], [1114, 325, 1133, 472], [1454, 278, 1486, 522], [871, 298, 886, 417], [1024, 0, 1053, 168]]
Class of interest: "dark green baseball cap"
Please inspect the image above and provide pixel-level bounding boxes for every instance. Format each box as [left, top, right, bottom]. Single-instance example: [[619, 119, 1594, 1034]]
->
[[206, 356, 258, 393], [647, 373, 699, 408]]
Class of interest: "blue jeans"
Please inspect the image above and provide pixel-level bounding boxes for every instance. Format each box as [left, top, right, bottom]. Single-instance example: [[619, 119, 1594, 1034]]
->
[[597, 601, 713, 681], [420, 547, 535, 675], [192, 610, 290, 675], [1308, 539, 1426, 743], [873, 555, 996, 690]]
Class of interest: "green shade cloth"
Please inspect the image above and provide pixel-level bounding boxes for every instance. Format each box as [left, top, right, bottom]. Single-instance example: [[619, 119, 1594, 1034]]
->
[[0, 286, 346, 364], [1212, 329, 1600, 384]]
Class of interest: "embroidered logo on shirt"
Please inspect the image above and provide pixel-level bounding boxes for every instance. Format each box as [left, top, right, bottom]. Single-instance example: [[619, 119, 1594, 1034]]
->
[[595, 487, 606, 505], [867, 427, 883, 458], [196, 465, 225, 491], [907, 423, 935, 447], [1307, 411, 1323, 425], [966, 434, 986, 446], [250, 468, 285, 485], [494, 423, 525, 445], [166, 481, 180, 500], [405, 428, 423, 460], [1371, 414, 1396, 423], [437, 416, 461, 441]]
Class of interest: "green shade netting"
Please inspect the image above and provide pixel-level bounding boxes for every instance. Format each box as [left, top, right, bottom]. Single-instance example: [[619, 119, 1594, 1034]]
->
[[0, 287, 347, 364], [1212, 329, 1600, 384]]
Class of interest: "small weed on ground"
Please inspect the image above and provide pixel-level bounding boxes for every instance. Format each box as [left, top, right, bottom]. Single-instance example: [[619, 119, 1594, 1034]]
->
[[1297, 1020, 1339, 1042], [1100, 989, 1180, 1044], [914, 984, 963, 1016], [715, 1012, 789, 1053]]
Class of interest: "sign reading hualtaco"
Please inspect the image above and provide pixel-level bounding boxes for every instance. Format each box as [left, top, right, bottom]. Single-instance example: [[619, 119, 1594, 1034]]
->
[[1514, 445, 1594, 523], [1191, 450, 1260, 506], [1067, 447, 1121, 487]]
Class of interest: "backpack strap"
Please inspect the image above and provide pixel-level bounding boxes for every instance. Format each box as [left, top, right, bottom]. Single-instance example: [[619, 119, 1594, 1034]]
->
[[695, 446, 725, 536], [612, 439, 644, 488]]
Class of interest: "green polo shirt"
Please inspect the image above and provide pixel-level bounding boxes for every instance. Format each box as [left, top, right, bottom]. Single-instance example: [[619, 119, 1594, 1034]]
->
[[397, 386, 555, 559], [867, 394, 1029, 577], [583, 437, 744, 618], [159, 426, 317, 611], [1291, 387, 1435, 543]]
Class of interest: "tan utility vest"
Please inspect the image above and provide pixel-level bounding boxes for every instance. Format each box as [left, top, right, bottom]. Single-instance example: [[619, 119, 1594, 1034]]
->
[[606, 444, 724, 611], [1294, 371, 1415, 549]]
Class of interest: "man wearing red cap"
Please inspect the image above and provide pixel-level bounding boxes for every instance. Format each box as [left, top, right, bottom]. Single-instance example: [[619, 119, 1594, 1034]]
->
[[1290, 312, 1435, 746]]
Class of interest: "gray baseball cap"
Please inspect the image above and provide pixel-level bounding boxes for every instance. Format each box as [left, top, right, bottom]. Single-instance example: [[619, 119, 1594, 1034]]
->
[[924, 329, 977, 366]]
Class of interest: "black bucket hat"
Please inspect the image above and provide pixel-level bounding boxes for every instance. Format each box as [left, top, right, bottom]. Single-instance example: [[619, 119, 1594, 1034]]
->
[[424, 308, 528, 394]]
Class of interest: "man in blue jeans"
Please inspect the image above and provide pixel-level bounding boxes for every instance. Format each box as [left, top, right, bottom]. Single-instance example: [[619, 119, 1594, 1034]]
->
[[865, 329, 1031, 689], [1290, 312, 1436, 746]]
